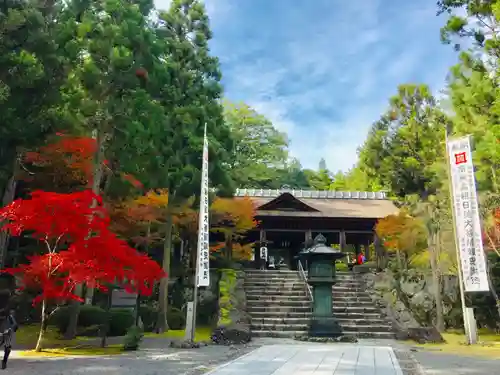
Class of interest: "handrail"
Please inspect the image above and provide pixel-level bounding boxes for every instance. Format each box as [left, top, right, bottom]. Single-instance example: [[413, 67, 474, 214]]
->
[[297, 260, 313, 303]]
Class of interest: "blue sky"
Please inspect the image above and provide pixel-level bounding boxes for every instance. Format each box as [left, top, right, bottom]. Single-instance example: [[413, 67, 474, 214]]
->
[[155, 0, 460, 172]]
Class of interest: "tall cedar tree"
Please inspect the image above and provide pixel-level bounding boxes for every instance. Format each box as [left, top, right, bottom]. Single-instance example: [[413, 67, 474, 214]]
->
[[148, 0, 234, 333], [0, 0, 76, 266]]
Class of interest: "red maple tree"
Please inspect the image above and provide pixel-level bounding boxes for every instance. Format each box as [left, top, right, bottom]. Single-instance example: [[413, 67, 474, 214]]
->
[[24, 133, 143, 190], [0, 190, 164, 351]]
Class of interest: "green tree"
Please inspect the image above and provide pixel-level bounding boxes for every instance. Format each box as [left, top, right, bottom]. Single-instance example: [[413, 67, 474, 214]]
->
[[222, 101, 289, 189], [150, 0, 233, 333], [361, 84, 445, 198], [303, 168, 332, 190], [0, 0, 76, 265], [438, 0, 500, 58], [447, 53, 500, 192], [61, 0, 169, 338]]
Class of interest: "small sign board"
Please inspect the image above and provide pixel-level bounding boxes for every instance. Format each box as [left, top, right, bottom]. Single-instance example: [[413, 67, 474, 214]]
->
[[111, 289, 137, 308], [184, 301, 194, 340], [260, 246, 268, 260]]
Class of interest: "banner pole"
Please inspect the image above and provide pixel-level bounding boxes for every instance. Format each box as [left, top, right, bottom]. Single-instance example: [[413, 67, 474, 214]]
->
[[444, 129, 477, 344]]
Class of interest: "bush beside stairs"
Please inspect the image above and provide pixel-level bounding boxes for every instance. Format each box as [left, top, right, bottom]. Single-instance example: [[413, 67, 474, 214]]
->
[[245, 269, 396, 339]]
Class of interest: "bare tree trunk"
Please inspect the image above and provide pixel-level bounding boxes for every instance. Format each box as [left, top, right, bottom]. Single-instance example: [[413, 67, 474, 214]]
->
[[226, 232, 233, 262], [0, 157, 20, 267], [486, 257, 500, 319], [395, 249, 403, 270], [65, 129, 107, 339], [155, 213, 173, 333], [429, 232, 445, 332], [35, 299, 47, 352]]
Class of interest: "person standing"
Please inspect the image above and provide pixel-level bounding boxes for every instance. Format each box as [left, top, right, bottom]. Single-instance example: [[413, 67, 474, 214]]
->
[[0, 309, 18, 370]]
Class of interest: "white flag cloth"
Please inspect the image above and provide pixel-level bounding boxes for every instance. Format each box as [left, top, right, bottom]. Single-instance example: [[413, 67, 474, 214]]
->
[[447, 136, 489, 292], [196, 125, 210, 287]]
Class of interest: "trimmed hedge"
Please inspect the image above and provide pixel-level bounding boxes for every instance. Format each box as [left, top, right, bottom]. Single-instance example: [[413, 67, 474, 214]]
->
[[50, 305, 135, 336], [50, 304, 187, 336]]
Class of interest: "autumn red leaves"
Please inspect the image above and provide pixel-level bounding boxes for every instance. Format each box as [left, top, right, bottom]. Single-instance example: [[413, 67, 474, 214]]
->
[[0, 190, 164, 305]]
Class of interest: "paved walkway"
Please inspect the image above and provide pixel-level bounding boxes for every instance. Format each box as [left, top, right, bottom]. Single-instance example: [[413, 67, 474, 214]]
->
[[207, 344, 404, 375]]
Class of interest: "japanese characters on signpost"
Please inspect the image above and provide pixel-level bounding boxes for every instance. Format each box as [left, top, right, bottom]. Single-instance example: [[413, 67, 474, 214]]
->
[[448, 136, 489, 292], [188, 124, 210, 342], [447, 135, 489, 344]]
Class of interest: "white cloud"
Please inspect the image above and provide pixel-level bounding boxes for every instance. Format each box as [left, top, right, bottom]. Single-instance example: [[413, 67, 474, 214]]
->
[[154, 0, 460, 174]]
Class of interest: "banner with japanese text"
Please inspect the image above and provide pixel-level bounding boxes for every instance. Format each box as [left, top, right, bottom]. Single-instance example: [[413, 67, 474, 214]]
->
[[447, 136, 489, 292], [196, 125, 210, 287]]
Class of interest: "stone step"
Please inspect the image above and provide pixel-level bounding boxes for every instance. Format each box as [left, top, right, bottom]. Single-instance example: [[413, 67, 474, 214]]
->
[[332, 306, 380, 314], [332, 296, 373, 303], [245, 290, 308, 297], [251, 323, 309, 331], [249, 311, 311, 318], [250, 330, 396, 339], [333, 300, 377, 307], [245, 280, 365, 288], [332, 290, 372, 297], [251, 322, 393, 333], [250, 317, 389, 326], [247, 295, 309, 302], [247, 305, 311, 313], [247, 299, 311, 307], [251, 330, 308, 338], [248, 311, 384, 320]]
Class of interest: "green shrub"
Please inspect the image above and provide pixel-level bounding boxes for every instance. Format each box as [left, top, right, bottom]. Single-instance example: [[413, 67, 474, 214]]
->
[[139, 305, 157, 332], [50, 305, 107, 334], [335, 262, 348, 272], [108, 308, 135, 336], [167, 307, 185, 330], [122, 326, 143, 351]]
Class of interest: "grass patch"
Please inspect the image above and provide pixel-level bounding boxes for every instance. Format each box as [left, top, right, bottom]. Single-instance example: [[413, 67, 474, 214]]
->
[[411, 329, 500, 359], [16, 324, 94, 349], [144, 326, 212, 341], [19, 344, 123, 358]]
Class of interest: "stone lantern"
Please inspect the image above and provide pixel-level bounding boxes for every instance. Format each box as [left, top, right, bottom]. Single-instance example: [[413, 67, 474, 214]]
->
[[300, 233, 346, 337]]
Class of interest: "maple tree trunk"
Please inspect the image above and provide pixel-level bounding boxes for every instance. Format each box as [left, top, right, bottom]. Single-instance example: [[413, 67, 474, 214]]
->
[[155, 213, 173, 333], [35, 299, 47, 352], [0, 157, 19, 268]]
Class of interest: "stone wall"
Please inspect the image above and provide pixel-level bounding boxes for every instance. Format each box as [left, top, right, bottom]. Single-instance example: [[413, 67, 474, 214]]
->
[[212, 269, 251, 344], [360, 270, 454, 342]]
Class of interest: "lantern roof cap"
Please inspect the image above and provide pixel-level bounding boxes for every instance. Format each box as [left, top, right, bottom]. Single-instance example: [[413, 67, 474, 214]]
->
[[300, 234, 345, 258]]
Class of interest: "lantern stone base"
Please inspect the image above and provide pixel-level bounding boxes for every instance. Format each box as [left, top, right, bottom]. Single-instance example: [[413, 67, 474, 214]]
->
[[308, 316, 343, 338]]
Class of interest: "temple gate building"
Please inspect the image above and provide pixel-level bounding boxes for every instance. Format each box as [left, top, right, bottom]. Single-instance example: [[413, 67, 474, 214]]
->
[[235, 188, 399, 269]]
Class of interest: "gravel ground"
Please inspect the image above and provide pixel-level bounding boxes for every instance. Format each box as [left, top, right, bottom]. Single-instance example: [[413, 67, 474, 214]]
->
[[8, 336, 500, 375], [8, 339, 262, 375]]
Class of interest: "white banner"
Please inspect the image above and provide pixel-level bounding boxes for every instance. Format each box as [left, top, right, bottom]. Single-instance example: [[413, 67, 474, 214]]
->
[[448, 136, 489, 292], [196, 124, 210, 287]]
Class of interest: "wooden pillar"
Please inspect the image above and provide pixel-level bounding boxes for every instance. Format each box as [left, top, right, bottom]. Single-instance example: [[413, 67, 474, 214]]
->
[[354, 243, 361, 257], [257, 229, 266, 269], [373, 233, 383, 270], [364, 239, 371, 261], [339, 230, 346, 252], [305, 229, 312, 247]]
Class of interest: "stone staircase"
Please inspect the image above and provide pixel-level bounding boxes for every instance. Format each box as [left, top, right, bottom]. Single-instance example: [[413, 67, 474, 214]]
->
[[245, 269, 395, 339]]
